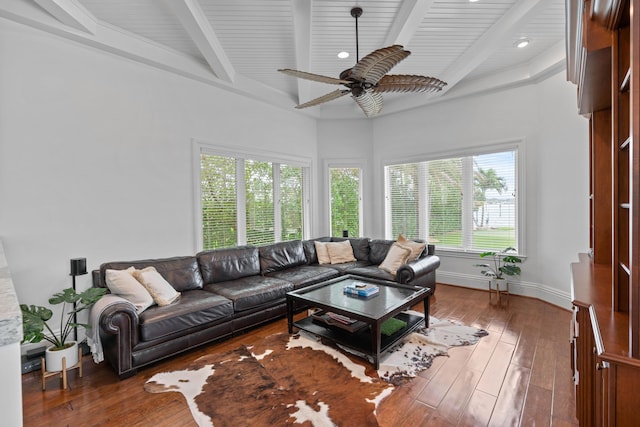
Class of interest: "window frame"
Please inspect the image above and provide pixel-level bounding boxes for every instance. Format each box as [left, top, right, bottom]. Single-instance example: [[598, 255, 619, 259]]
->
[[382, 141, 525, 257], [193, 140, 312, 251]]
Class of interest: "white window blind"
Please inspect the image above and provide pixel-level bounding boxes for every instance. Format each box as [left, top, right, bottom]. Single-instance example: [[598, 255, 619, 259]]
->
[[280, 164, 304, 241], [330, 167, 361, 237], [201, 154, 237, 249], [245, 160, 274, 246], [385, 148, 518, 252], [199, 149, 309, 250]]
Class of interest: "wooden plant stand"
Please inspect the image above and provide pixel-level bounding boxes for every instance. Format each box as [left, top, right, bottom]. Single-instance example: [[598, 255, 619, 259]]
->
[[41, 346, 83, 391], [488, 279, 509, 305]]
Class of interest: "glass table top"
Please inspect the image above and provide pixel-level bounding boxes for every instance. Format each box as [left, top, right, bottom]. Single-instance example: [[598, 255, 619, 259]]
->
[[288, 275, 429, 319]]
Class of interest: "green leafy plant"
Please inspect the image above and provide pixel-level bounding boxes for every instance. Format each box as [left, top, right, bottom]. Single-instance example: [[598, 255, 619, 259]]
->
[[21, 287, 106, 350], [475, 247, 522, 279]]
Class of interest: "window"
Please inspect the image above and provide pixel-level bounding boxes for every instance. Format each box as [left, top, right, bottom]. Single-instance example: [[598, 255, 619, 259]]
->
[[384, 147, 519, 252], [198, 146, 309, 250], [329, 167, 362, 237]]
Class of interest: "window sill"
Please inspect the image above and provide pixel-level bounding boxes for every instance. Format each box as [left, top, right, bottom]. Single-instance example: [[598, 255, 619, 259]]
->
[[433, 248, 527, 261]]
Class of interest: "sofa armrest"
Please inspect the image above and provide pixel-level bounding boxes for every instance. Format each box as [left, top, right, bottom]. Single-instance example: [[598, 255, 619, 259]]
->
[[99, 302, 140, 378], [396, 255, 440, 285]]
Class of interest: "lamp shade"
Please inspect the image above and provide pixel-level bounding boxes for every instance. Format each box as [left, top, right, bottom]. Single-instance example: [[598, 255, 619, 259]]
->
[[70, 258, 87, 276]]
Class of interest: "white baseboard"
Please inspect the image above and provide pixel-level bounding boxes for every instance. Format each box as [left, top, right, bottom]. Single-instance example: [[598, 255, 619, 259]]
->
[[436, 271, 573, 310]]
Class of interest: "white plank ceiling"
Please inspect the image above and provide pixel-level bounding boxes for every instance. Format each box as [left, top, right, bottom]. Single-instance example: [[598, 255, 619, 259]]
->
[[1, 0, 567, 119]]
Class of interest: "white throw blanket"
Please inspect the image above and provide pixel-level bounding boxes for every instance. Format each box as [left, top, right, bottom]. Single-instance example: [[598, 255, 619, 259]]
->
[[87, 294, 137, 363]]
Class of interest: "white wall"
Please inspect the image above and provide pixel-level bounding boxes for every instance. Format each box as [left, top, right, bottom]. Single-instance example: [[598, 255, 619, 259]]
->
[[0, 14, 589, 329], [365, 73, 589, 308], [316, 119, 374, 237], [0, 19, 317, 316]]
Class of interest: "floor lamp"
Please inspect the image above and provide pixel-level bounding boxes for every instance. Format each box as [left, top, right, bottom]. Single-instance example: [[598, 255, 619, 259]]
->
[[70, 257, 87, 342]]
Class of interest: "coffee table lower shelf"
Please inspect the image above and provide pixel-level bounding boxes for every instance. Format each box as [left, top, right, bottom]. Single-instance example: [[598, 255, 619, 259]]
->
[[292, 311, 424, 368]]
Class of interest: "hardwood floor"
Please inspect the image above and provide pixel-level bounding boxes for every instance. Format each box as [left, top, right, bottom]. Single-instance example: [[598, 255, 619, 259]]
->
[[21, 284, 578, 426]]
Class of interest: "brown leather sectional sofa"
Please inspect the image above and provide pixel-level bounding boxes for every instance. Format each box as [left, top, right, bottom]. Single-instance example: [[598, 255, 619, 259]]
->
[[92, 237, 440, 379]]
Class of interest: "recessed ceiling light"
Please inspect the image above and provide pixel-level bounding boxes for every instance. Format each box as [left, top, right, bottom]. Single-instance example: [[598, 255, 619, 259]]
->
[[515, 38, 530, 48], [469, 0, 479, 3], [338, 51, 350, 59]]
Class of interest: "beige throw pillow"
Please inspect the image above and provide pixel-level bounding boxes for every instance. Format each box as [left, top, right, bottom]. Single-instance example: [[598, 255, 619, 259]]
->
[[397, 234, 427, 261], [326, 240, 357, 264], [314, 241, 331, 264], [132, 266, 181, 306], [379, 243, 412, 275], [105, 267, 154, 313]]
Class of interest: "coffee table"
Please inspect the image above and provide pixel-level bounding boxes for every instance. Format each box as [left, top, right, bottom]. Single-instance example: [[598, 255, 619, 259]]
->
[[286, 275, 433, 369]]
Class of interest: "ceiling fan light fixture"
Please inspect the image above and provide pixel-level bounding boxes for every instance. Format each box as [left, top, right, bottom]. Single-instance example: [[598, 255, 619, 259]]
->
[[515, 38, 530, 48], [338, 51, 350, 59]]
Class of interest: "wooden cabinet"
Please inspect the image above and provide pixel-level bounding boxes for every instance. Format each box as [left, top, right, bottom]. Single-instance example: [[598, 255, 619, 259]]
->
[[571, 257, 640, 426], [568, 0, 640, 424]]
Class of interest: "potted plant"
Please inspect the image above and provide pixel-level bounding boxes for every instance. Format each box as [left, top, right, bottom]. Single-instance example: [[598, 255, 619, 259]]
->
[[21, 287, 106, 372], [475, 247, 523, 292]]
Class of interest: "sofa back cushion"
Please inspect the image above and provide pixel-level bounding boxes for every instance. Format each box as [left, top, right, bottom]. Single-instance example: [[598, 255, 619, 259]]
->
[[197, 246, 260, 284], [99, 256, 204, 292], [259, 240, 307, 274], [368, 239, 395, 264], [331, 237, 370, 261]]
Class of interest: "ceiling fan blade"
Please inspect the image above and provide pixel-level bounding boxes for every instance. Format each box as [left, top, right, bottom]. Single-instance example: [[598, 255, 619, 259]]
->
[[351, 45, 410, 84], [278, 69, 351, 85], [295, 89, 351, 109], [352, 91, 384, 117], [374, 75, 448, 94]]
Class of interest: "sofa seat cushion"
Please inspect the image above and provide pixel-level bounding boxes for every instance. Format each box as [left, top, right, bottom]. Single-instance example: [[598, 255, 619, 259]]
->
[[327, 260, 371, 274], [266, 265, 340, 289], [347, 266, 396, 282], [204, 276, 293, 312], [138, 290, 233, 341]]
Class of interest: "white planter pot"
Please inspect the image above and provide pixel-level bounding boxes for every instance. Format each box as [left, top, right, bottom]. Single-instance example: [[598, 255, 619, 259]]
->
[[490, 278, 507, 291], [45, 341, 78, 372]]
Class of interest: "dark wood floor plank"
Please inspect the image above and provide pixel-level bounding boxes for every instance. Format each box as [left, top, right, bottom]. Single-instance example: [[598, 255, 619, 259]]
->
[[488, 364, 530, 427], [433, 366, 483, 425], [21, 284, 578, 427], [459, 389, 496, 427], [521, 384, 553, 427], [529, 337, 556, 391], [476, 341, 516, 396], [465, 329, 500, 373], [416, 346, 474, 407]]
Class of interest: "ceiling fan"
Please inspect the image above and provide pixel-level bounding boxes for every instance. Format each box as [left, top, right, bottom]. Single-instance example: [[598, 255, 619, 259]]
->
[[278, 6, 447, 117]]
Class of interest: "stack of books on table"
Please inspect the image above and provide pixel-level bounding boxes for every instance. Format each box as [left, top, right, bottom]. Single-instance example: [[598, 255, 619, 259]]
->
[[344, 282, 379, 297]]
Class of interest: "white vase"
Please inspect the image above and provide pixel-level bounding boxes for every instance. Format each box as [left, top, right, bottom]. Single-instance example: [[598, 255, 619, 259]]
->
[[45, 341, 79, 372]]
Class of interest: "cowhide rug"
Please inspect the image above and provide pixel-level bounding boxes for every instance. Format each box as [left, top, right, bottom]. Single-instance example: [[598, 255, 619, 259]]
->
[[144, 314, 487, 427]]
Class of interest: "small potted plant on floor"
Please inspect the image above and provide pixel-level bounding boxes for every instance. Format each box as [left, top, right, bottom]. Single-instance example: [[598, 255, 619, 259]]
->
[[21, 287, 106, 372], [474, 247, 523, 293]]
